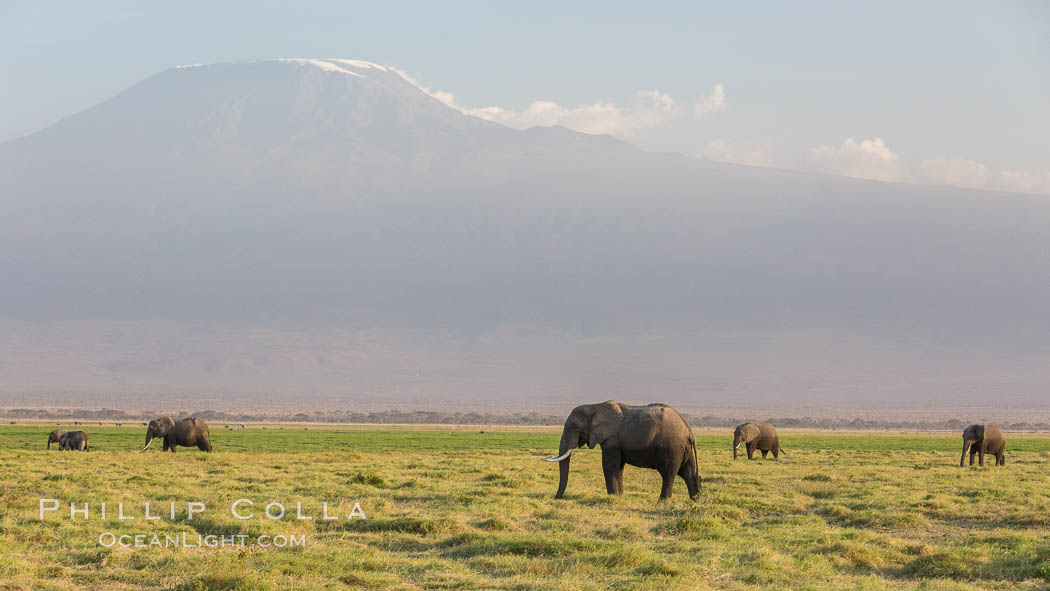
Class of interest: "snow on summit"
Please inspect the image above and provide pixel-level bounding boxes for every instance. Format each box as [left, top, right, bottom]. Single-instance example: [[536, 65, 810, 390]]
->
[[279, 58, 389, 78]]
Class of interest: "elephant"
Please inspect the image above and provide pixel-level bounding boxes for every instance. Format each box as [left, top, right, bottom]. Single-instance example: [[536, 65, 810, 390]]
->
[[733, 422, 783, 460], [58, 430, 89, 451], [960, 424, 1005, 467], [47, 429, 70, 450], [141, 417, 213, 452], [544, 401, 701, 501]]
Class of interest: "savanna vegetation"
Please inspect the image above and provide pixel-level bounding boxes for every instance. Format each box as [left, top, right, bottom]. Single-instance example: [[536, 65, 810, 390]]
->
[[1, 425, 1049, 590]]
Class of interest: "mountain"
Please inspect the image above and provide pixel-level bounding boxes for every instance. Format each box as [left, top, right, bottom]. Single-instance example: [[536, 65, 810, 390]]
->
[[1, 59, 1048, 409]]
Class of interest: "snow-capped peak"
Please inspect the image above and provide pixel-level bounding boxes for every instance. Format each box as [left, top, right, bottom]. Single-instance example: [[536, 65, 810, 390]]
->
[[327, 59, 387, 72], [278, 58, 390, 78]]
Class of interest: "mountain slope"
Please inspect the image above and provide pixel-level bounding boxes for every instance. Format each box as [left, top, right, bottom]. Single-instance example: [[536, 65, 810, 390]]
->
[[1, 59, 1048, 405]]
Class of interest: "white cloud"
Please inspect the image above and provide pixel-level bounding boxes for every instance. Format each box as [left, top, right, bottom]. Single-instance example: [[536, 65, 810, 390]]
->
[[458, 90, 679, 137], [393, 66, 724, 137], [694, 84, 727, 117], [805, 137, 1050, 195], [918, 161, 1050, 194], [995, 169, 1050, 194], [806, 137, 903, 182], [388, 67, 459, 107], [702, 138, 774, 167], [391, 65, 1048, 196], [914, 156, 990, 190]]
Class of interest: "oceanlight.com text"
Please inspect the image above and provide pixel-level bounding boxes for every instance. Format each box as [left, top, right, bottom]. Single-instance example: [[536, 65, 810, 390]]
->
[[98, 532, 307, 548]]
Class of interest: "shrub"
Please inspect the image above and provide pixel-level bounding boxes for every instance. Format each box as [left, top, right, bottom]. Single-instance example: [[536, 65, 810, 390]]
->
[[349, 470, 388, 487]]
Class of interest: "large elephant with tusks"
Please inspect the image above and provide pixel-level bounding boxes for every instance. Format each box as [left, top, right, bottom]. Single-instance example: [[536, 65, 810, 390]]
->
[[141, 417, 213, 452], [545, 401, 701, 501]]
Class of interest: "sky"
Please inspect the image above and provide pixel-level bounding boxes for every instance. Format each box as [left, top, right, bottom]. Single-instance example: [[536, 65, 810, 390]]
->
[[2, 0, 1048, 193]]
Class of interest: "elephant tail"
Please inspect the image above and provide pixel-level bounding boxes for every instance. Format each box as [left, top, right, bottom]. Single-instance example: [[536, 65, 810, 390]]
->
[[778, 446, 786, 455], [691, 437, 702, 491]]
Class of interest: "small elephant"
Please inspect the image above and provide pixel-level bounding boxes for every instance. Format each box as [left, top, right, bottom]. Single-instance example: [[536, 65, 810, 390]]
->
[[733, 422, 783, 460], [59, 430, 89, 451], [544, 401, 701, 501], [961, 424, 1005, 467], [47, 429, 70, 450], [141, 417, 213, 452]]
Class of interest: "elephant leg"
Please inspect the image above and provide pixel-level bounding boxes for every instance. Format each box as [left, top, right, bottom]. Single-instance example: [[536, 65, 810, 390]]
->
[[999, 453, 1005, 466], [747, 442, 755, 460], [658, 468, 675, 500], [969, 451, 975, 466], [761, 449, 769, 458], [602, 448, 623, 495], [978, 449, 984, 466], [773, 446, 779, 460], [615, 459, 626, 495]]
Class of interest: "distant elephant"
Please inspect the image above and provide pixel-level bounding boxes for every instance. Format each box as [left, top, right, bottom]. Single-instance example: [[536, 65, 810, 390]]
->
[[961, 424, 1005, 467], [141, 417, 213, 452], [59, 430, 89, 451], [733, 422, 783, 460], [47, 429, 70, 450], [544, 401, 701, 500]]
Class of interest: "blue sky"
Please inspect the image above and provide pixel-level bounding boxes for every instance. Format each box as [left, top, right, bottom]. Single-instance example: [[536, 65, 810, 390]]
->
[[2, 1, 1047, 192]]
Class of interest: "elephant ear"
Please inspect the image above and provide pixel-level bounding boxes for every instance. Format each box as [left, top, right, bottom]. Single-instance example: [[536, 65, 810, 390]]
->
[[588, 402, 624, 449], [745, 423, 759, 439], [974, 425, 984, 439]]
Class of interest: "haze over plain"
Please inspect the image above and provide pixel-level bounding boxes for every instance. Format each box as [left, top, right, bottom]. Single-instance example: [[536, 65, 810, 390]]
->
[[2, 59, 1048, 410]]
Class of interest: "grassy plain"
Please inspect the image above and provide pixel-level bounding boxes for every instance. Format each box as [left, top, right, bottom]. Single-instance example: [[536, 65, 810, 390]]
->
[[0, 424, 1049, 590]]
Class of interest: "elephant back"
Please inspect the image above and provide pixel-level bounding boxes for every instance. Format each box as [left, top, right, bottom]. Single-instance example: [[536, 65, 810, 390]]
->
[[984, 424, 1005, 451], [750, 422, 774, 446]]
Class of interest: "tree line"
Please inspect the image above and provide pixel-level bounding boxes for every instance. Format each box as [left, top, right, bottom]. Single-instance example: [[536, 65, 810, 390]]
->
[[2, 407, 1048, 431]]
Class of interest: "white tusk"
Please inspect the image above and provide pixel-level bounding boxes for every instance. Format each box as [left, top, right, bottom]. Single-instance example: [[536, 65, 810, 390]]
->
[[735, 442, 742, 449], [141, 440, 152, 451], [543, 449, 573, 462]]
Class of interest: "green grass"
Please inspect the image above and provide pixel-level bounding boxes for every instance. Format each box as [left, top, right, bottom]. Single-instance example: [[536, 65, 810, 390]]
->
[[1, 425, 1049, 590]]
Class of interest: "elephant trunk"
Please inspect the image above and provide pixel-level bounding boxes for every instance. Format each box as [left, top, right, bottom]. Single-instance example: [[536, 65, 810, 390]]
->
[[733, 433, 742, 459], [142, 432, 154, 451], [551, 429, 577, 499], [47, 436, 52, 450], [960, 440, 972, 467], [556, 455, 571, 499]]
